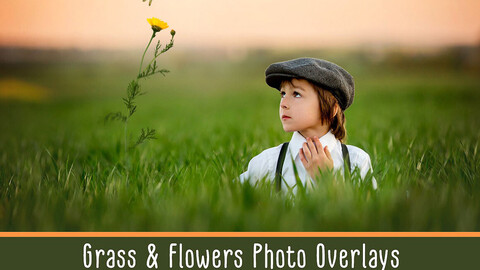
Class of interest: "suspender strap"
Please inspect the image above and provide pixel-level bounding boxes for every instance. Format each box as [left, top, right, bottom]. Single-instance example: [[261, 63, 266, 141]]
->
[[275, 142, 289, 191], [341, 143, 351, 174]]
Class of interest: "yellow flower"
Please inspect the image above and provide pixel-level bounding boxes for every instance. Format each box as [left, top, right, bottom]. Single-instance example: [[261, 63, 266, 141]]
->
[[147, 17, 169, 32]]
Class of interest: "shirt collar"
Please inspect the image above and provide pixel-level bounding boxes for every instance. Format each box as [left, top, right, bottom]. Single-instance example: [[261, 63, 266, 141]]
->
[[288, 130, 338, 159]]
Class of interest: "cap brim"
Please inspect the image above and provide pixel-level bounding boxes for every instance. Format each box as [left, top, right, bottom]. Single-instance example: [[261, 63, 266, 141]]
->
[[265, 73, 297, 90]]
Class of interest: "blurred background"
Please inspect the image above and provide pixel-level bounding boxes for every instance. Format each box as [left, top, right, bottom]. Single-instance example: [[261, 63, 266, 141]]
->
[[1, 0, 479, 101], [0, 0, 480, 230], [2, 0, 480, 48]]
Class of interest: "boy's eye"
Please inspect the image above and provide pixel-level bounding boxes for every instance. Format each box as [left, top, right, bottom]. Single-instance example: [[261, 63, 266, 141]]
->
[[293, 91, 301, 97], [280, 91, 286, 97]]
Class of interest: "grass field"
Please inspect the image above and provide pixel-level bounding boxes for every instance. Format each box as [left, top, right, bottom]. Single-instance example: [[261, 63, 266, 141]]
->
[[0, 49, 479, 231]]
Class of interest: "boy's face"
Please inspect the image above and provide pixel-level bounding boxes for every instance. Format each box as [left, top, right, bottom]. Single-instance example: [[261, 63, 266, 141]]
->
[[279, 78, 325, 134]]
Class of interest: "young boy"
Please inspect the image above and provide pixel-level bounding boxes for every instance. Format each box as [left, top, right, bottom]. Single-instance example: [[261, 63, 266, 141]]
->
[[239, 57, 377, 190]]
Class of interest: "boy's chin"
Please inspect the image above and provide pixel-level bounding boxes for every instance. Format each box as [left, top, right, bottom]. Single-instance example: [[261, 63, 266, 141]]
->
[[282, 126, 295, 132]]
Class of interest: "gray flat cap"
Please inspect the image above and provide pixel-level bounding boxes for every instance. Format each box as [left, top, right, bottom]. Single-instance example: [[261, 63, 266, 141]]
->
[[265, 57, 355, 110]]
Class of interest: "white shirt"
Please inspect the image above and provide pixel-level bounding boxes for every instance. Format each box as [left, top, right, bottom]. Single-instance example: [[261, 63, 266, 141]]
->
[[239, 131, 377, 190]]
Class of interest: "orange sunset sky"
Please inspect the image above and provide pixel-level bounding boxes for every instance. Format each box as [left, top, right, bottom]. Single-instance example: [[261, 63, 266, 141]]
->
[[1, 0, 480, 49]]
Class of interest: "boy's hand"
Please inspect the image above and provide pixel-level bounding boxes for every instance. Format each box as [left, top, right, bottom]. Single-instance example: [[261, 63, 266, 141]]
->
[[299, 136, 334, 179]]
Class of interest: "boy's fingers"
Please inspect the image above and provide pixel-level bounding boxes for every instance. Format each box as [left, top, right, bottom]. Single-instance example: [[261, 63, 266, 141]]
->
[[299, 149, 307, 165], [314, 137, 323, 154], [307, 138, 318, 155], [324, 146, 332, 161], [302, 143, 312, 160]]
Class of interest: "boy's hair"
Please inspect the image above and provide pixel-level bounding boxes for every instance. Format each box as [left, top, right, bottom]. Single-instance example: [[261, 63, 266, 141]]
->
[[313, 84, 346, 142]]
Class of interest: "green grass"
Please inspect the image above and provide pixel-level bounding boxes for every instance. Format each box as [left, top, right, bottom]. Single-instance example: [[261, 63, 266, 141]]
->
[[0, 54, 479, 231]]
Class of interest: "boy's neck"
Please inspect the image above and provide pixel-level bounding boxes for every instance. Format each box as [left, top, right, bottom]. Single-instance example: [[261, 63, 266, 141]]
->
[[298, 126, 330, 140]]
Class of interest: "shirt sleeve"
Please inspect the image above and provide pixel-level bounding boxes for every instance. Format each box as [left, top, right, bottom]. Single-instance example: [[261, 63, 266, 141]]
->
[[239, 151, 275, 184], [358, 154, 377, 189], [347, 145, 378, 190]]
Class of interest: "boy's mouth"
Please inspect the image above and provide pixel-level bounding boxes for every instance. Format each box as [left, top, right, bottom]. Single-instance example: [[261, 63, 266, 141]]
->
[[281, 115, 291, 120]]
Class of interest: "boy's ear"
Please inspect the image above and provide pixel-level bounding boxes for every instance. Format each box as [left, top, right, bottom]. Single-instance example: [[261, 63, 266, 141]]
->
[[333, 103, 340, 118]]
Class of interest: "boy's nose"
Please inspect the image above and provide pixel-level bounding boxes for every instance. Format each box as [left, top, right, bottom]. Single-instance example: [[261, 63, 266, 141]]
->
[[280, 97, 289, 109]]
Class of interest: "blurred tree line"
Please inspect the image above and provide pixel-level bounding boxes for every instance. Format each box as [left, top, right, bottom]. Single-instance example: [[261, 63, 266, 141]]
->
[[1, 44, 479, 74]]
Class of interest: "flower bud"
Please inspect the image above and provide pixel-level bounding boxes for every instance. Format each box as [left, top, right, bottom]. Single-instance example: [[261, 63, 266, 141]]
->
[[170, 29, 176, 37]]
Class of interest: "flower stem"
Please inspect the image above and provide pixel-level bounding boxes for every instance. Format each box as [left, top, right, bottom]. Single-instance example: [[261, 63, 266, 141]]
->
[[143, 36, 175, 75], [138, 31, 156, 76], [124, 118, 129, 167]]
